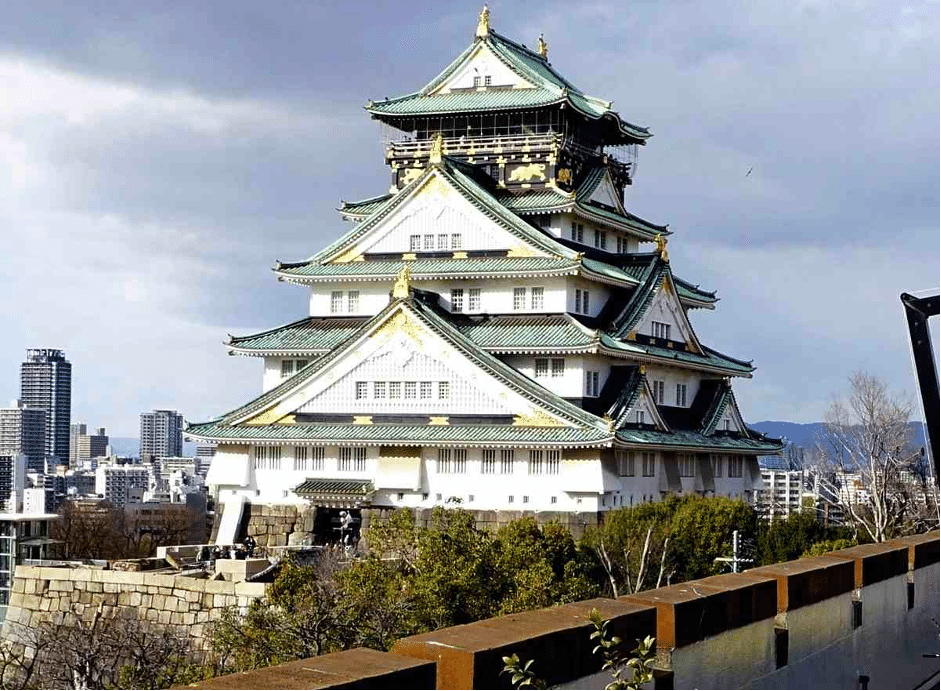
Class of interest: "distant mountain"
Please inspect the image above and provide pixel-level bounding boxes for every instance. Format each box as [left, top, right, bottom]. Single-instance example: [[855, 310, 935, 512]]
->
[[750, 421, 929, 451], [107, 437, 198, 458]]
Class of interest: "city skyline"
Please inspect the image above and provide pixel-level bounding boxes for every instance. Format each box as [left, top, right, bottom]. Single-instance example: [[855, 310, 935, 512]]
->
[[0, 2, 937, 436]]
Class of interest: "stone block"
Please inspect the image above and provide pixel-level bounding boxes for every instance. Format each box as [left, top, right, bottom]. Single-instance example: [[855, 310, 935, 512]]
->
[[170, 612, 184, 625], [78, 591, 92, 605], [87, 581, 102, 593], [164, 596, 179, 611], [102, 582, 119, 594], [141, 594, 153, 608], [183, 612, 196, 625], [176, 598, 189, 613], [129, 591, 142, 607], [158, 587, 172, 595], [158, 610, 172, 625], [152, 594, 166, 610], [185, 589, 201, 603]]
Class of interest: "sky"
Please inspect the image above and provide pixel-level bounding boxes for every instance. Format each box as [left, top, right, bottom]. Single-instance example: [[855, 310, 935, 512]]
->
[[0, 1, 937, 436]]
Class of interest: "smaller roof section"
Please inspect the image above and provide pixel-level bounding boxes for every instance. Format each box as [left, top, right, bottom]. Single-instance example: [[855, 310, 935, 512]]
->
[[366, 13, 650, 145], [293, 478, 375, 507]]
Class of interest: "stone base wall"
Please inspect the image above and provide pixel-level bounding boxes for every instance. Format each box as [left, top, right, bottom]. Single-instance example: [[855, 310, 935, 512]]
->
[[2, 566, 266, 660], [242, 503, 317, 548], [360, 507, 601, 540], [235, 503, 602, 548]]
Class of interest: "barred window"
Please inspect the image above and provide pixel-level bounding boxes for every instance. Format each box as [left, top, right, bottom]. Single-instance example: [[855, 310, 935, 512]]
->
[[330, 291, 343, 314], [347, 291, 360, 312], [355, 382, 368, 399], [281, 360, 294, 378], [409, 234, 421, 252], [420, 381, 432, 399], [389, 381, 402, 399], [438, 381, 450, 399], [296, 359, 309, 371], [451, 288, 464, 312], [339, 447, 366, 472], [652, 321, 671, 340], [404, 382, 417, 399], [546, 450, 560, 475], [513, 287, 527, 311], [500, 449, 515, 474], [482, 449, 496, 474], [294, 446, 308, 471], [423, 234, 434, 250], [528, 450, 544, 475], [311, 447, 325, 472], [586, 371, 599, 396], [535, 358, 549, 377], [653, 380, 665, 404], [711, 454, 723, 478], [468, 288, 481, 311], [437, 233, 448, 250], [374, 381, 387, 399], [436, 448, 452, 474], [676, 384, 687, 407], [678, 454, 695, 477], [531, 287, 544, 310], [253, 446, 282, 470], [453, 449, 467, 474], [642, 452, 656, 477], [636, 410, 645, 425], [729, 456, 744, 478], [451, 233, 462, 249]]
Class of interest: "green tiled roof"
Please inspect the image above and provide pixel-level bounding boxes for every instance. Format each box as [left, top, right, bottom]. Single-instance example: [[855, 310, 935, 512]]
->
[[367, 30, 650, 144], [605, 367, 645, 428], [598, 334, 754, 375], [339, 194, 393, 219], [456, 314, 596, 351], [293, 478, 374, 498], [185, 421, 612, 446], [616, 428, 784, 453], [276, 256, 581, 281], [227, 316, 368, 354], [188, 292, 612, 444], [609, 256, 669, 337]]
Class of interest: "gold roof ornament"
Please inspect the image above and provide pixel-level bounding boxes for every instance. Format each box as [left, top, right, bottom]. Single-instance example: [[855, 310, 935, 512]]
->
[[476, 5, 490, 38], [392, 265, 411, 299], [602, 414, 615, 431], [655, 233, 669, 262], [428, 132, 444, 164], [537, 33, 548, 58]]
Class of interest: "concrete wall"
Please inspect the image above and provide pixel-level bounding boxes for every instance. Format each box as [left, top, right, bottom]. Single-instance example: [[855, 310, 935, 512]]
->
[[1, 565, 266, 660]]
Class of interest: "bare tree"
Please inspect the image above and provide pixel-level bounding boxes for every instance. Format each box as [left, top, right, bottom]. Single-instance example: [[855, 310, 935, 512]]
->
[[818, 371, 938, 542]]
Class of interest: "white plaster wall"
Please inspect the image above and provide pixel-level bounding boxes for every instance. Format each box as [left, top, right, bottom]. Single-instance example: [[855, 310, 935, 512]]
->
[[502, 355, 610, 399], [433, 45, 531, 92], [309, 283, 389, 317], [634, 284, 694, 344], [644, 365, 702, 408], [567, 277, 611, 318]]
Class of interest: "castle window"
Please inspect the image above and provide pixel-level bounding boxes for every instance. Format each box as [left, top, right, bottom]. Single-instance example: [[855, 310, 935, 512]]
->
[[575, 289, 590, 314], [294, 447, 308, 471], [513, 287, 527, 310], [531, 287, 544, 310], [678, 454, 695, 477], [484, 75, 492, 86], [330, 291, 343, 314], [547, 450, 560, 475], [420, 381, 433, 399], [712, 454, 724, 478], [451, 233, 462, 249], [311, 447, 325, 471], [423, 234, 434, 250], [437, 233, 448, 250], [389, 382, 402, 399], [296, 359, 309, 370], [729, 456, 744, 477], [374, 382, 387, 399], [355, 382, 368, 399], [642, 452, 656, 477], [438, 381, 450, 399], [339, 447, 366, 472], [500, 449, 515, 474], [551, 358, 565, 377], [410, 235, 421, 252], [281, 360, 294, 378], [652, 321, 671, 340], [528, 450, 544, 475], [437, 449, 452, 474], [636, 410, 645, 425], [535, 358, 549, 377], [571, 222, 584, 243], [451, 288, 464, 312], [468, 288, 481, 311], [653, 380, 665, 404], [617, 451, 635, 477], [347, 291, 360, 312], [473, 75, 481, 87], [676, 384, 687, 407], [404, 382, 417, 399], [482, 449, 496, 474], [586, 371, 600, 396], [594, 230, 607, 250]]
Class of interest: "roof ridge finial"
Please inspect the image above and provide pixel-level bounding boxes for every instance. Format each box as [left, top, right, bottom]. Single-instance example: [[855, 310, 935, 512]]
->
[[655, 233, 669, 262], [428, 132, 444, 164], [392, 265, 411, 299], [537, 33, 548, 58], [476, 4, 490, 38]]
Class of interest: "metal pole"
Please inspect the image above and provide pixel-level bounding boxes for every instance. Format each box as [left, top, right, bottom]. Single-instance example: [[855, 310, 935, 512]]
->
[[900, 292, 939, 483]]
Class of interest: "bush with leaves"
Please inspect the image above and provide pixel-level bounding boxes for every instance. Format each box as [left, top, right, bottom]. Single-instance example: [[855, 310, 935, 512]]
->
[[800, 537, 858, 558]]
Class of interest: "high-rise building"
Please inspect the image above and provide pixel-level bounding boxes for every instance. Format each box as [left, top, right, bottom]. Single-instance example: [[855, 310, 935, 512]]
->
[[95, 464, 152, 505], [20, 349, 71, 465], [139, 410, 183, 462], [0, 400, 47, 473], [0, 454, 26, 513], [187, 9, 783, 525], [69, 423, 109, 466]]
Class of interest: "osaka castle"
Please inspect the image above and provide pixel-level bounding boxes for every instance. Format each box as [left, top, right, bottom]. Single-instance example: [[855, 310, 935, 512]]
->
[[189, 7, 782, 530]]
